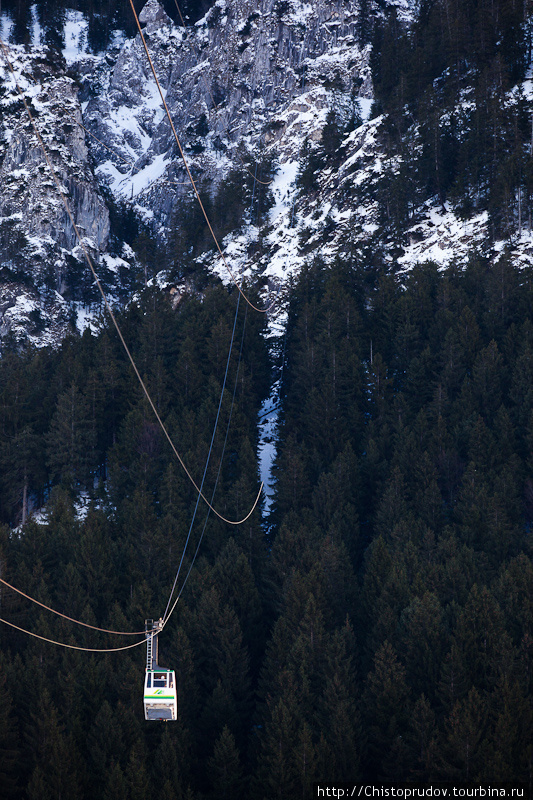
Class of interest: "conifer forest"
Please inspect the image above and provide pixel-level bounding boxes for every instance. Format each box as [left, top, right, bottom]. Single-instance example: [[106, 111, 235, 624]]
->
[[0, 0, 533, 798]]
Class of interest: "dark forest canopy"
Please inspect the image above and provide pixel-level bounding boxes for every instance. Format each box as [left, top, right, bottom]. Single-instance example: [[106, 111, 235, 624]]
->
[[0, 256, 532, 797], [0, 0, 533, 795]]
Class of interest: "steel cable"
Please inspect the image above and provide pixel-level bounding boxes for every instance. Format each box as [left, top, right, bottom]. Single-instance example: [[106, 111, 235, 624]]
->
[[128, 0, 279, 314], [0, 616, 146, 652], [163, 289, 242, 621], [0, 36, 262, 527], [0, 577, 145, 635], [163, 302, 248, 628]]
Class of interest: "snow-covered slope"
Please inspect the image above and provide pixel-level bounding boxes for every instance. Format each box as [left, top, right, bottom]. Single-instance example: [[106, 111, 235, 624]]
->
[[79, 0, 371, 215], [67, 0, 376, 308], [76, 0, 530, 299], [1, 0, 532, 349], [0, 43, 114, 346]]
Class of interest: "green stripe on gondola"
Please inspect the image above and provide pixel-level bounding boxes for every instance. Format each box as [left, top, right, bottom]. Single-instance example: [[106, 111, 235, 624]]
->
[[144, 696, 175, 700]]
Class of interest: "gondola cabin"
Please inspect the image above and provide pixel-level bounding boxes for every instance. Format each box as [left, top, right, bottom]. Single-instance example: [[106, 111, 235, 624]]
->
[[143, 668, 177, 721], [144, 619, 177, 722]]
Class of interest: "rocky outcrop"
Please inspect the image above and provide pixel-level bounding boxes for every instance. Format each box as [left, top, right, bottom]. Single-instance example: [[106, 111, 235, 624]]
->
[[0, 46, 111, 345], [0, 0, 415, 347], [81, 0, 372, 214], [0, 51, 109, 256]]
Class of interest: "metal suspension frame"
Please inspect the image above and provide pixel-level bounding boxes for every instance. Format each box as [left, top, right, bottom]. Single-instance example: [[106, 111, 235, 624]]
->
[[145, 618, 163, 671]]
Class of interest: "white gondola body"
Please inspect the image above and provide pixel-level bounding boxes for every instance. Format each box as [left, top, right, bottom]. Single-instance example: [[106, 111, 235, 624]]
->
[[143, 669, 177, 721]]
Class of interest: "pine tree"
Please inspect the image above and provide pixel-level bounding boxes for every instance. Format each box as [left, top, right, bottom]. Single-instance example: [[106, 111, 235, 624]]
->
[[486, 674, 529, 780], [103, 762, 128, 800], [364, 641, 410, 776], [152, 723, 191, 800], [399, 592, 447, 702], [318, 621, 361, 780], [25, 689, 81, 800], [496, 555, 533, 646], [321, 111, 343, 167], [0, 425, 42, 525], [0, 668, 18, 797], [208, 725, 245, 800], [46, 383, 96, 490], [374, 466, 408, 538], [297, 139, 323, 193], [185, 588, 251, 748], [438, 687, 488, 780], [404, 694, 438, 780], [366, 353, 393, 423], [471, 340, 504, 421], [293, 721, 319, 799], [452, 585, 511, 693], [125, 741, 150, 800], [256, 678, 301, 800], [87, 701, 126, 796], [211, 538, 264, 662]]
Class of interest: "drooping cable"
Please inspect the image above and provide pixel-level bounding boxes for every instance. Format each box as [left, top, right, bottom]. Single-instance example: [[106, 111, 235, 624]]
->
[[0, 37, 262, 527], [0, 577, 145, 635], [163, 289, 242, 621], [128, 0, 278, 314], [0, 615, 146, 652], [162, 301, 248, 628]]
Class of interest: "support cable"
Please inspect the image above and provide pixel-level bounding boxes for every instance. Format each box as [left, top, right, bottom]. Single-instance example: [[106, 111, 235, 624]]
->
[[0, 37, 262, 527], [163, 289, 242, 621], [163, 301, 248, 628], [0, 577, 145, 635], [128, 0, 278, 314], [0, 616, 146, 652]]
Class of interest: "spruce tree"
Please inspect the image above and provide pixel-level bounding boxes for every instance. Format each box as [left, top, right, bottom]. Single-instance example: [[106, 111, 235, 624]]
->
[[46, 383, 96, 490], [208, 725, 245, 800]]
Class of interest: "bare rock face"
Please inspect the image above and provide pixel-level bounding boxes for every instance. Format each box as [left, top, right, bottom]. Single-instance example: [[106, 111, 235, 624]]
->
[[0, 52, 109, 254], [0, 0, 408, 347], [82, 0, 372, 220], [0, 46, 110, 346], [139, 0, 173, 32]]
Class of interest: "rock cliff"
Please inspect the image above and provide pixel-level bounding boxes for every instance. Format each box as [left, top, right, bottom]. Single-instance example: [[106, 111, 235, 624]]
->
[[2, 0, 530, 348], [0, 45, 111, 346], [81, 0, 372, 211]]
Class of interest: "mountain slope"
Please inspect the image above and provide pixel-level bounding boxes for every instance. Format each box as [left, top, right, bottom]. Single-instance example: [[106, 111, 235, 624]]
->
[[1, 0, 533, 348]]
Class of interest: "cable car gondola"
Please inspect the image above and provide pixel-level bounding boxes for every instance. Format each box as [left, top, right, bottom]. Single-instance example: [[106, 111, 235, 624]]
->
[[144, 619, 177, 721]]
